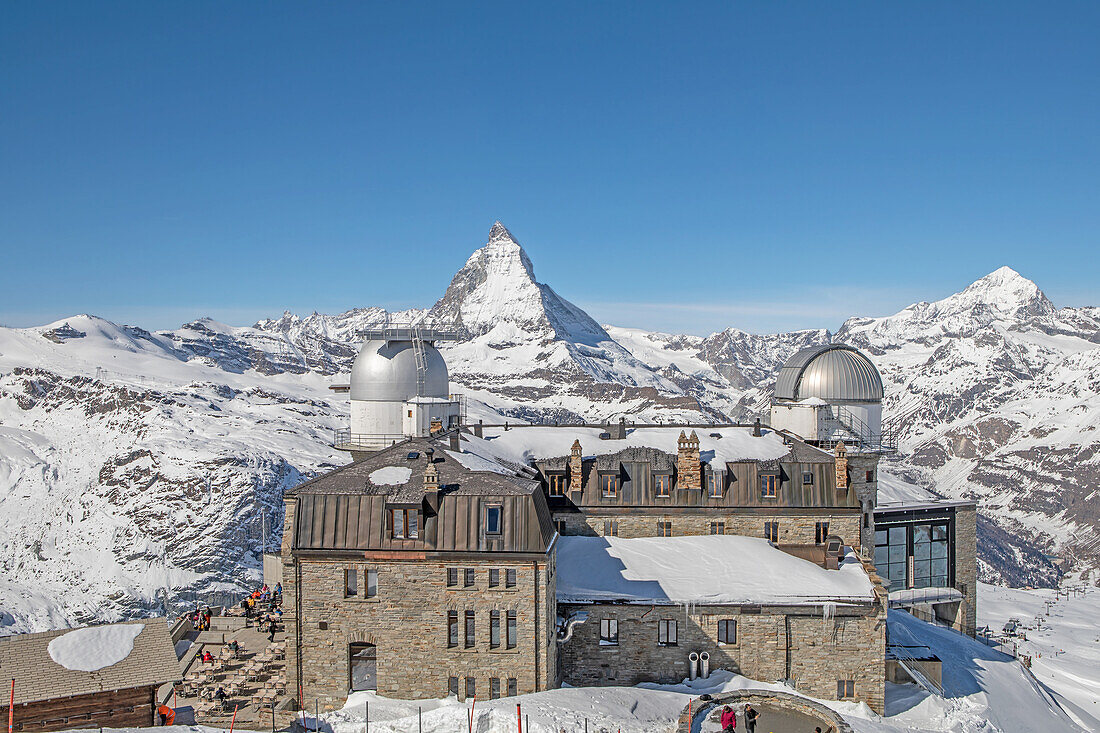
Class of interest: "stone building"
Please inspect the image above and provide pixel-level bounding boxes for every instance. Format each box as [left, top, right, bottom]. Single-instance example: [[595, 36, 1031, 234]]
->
[[556, 534, 886, 712], [281, 434, 558, 709]]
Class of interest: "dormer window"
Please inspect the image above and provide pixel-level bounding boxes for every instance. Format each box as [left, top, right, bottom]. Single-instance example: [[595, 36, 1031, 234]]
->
[[600, 473, 619, 498], [761, 474, 778, 499], [391, 509, 419, 539], [707, 473, 722, 498], [654, 474, 670, 498], [802, 471, 814, 486], [548, 474, 566, 497], [485, 505, 502, 535]]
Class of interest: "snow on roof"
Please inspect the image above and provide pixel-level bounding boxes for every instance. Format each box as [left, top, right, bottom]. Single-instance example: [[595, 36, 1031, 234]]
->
[[368, 466, 412, 486], [875, 472, 943, 508], [47, 623, 144, 671], [479, 426, 792, 464], [556, 535, 875, 606]]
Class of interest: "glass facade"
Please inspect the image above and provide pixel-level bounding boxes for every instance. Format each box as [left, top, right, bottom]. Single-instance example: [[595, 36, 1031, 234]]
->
[[874, 519, 951, 590]]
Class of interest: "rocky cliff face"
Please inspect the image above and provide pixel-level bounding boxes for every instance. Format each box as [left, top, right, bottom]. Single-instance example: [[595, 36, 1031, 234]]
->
[[2, 228, 1097, 633]]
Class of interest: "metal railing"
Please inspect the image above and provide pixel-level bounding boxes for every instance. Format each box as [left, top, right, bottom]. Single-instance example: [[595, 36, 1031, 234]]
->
[[887, 643, 944, 696], [819, 405, 897, 453], [333, 429, 408, 450]]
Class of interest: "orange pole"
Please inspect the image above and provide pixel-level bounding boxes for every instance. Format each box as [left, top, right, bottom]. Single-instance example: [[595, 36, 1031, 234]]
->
[[229, 704, 239, 733], [516, 704, 522, 733], [687, 700, 692, 732], [8, 679, 14, 733]]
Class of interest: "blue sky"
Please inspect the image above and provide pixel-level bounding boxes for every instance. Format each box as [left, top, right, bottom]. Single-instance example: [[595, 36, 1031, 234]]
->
[[2, 2, 1097, 335]]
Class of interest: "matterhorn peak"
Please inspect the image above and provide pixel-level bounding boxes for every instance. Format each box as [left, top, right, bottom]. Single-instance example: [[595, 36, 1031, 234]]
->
[[488, 220, 516, 243]]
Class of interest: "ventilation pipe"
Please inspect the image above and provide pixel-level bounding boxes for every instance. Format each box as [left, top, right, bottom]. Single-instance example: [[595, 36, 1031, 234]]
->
[[699, 651, 711, 679], [688, 651, 700, 680], [557, 611, 589, 644]]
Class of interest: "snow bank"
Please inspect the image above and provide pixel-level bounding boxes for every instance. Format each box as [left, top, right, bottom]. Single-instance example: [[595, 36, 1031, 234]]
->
[[481, 426, 792, 464], [557, 535, 874, 605], [47, 623, 144, 671], [368, 467, 412, 486]]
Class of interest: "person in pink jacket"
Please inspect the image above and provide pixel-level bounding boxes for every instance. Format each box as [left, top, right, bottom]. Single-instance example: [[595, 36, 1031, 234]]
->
[[720, 705, 737, 731]]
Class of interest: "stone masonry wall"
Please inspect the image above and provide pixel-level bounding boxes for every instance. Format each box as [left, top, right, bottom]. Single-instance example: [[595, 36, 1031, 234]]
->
[[559, 603, 885, 714], [553, 510, 861, 547], [284, 555, 555, 710], [954, 504, 978, 632]]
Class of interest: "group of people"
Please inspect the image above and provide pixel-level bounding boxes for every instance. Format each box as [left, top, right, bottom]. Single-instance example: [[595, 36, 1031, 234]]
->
[[719, 704, 760, 732], [189, 607, 213, 631], [241, 583, 283, 641]]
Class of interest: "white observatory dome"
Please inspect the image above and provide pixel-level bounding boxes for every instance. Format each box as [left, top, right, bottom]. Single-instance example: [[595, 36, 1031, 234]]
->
[[349, 339, 450, 402], [773, 344, 883, 403]]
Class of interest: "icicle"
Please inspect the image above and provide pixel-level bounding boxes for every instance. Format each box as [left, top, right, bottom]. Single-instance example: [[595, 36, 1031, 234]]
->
[[821, 601, 836, 635]]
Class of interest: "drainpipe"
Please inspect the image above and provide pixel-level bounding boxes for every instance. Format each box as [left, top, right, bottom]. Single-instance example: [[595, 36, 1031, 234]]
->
[[784, 615, 792, 682], [295, 558, 304, 707]]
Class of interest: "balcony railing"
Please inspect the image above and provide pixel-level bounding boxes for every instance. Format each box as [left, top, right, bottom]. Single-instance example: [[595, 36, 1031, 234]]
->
[[333, 430, 408, 451]]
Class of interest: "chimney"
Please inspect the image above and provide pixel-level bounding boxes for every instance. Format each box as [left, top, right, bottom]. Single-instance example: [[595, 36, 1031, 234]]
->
[[677, 430, 701, 491], [448, 432, 461, 451], [424, 457, 439, 492], [569, 439, 583, 493], [613, 417, 627, 440], [753, 418, 762, 437], [835, 442, 849, 490], [474, 420, 484, 438]]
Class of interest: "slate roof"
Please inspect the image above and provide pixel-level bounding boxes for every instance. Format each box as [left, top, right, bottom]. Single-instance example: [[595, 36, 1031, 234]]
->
[[0, 619, 180, 705]]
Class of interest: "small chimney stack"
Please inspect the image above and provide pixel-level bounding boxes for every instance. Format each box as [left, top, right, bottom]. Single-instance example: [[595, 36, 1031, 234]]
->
[[569, 439, 584, 494], [753, 418, 762, 437], [474, 420, 484, 438], [835, 442, 849, 490], [448, 432, 461, 451], [424, 458, 439, 491], [676, 430, 701, 490]]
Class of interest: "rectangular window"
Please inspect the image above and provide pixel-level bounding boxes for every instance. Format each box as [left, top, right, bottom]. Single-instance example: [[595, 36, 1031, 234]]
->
[[764, 521, 779, 543], [485, 505, 502, 535], [866, 470, 874, 482], [603, 519, 618, 537], [761, 475, 778, 498], [447, 568, 459, 587], [391, 509, 419, 539], [344, 568, 357, 597], [709, 521, 725, 535], [447, 611, 458, 648], [802, 471, 814, 485], [815, 522, 829, 544], [599, 618, 619, 646], [601, 474, 618, 498], [490, 677, 500, 700], [489, 569, 499, 587], [507, 678, 517, 697], [365, 569, 378, 598], [505, 568, 516, 588], [465, 677, 476, 700], [490, 610, 501, 648], [548, 474, 566, 497], [657, 520, 672, 537], [448, 676, 459, 697], [554, 519, 567, 535], [708, 473, 722, 498], [837, 680, 855, 699], [658, 619, 677, 646], [465, 610, 475, 648], [718, 619, 737, 644], [506, 610, 517, 649], [654, 474, 670, 497], [465, 568, 475, 587]]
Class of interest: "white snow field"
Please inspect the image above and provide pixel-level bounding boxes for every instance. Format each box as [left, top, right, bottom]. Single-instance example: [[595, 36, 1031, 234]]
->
[[977, 579, 1100, 730], [47, 621, 144, 671]]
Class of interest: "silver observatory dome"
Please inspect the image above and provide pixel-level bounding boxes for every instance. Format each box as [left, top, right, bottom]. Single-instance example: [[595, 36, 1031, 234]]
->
[[773, 344, 883, 403], [349, 338, 450, 402]]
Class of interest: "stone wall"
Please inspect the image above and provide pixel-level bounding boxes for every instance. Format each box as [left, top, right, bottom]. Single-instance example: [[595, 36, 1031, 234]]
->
[[553, 510, 862, 547], [954, 504, 978, 632], [284, 553, 555, 710], [559, 602, 885, 714]]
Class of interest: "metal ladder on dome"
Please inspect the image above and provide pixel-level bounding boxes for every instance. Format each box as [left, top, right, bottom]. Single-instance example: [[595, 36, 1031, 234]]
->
[[411, 323, 427, 397]]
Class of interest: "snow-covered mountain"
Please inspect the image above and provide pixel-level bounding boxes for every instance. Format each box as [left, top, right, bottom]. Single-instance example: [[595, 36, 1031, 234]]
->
[[2, 223, 1098, 633]]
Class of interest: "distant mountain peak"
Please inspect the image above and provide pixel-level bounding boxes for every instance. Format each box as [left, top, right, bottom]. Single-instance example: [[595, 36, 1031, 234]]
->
[[954, 266, 1053, 319], [488, 220, 516, 243]]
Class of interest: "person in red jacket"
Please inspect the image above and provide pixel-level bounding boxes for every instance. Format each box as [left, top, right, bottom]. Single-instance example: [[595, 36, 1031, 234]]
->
[[720, 705, 736, 731]]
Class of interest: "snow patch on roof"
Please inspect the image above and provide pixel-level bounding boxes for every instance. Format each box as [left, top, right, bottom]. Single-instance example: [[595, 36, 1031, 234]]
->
[[368, 467, 412, 486], [47, 623, 144, 671], [481, 426, 792, 464], [556, 535, 874, 605], [444, 449, 514, 476]]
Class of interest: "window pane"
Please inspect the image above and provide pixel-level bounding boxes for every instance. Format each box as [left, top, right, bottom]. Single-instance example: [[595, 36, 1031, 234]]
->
[[465, 568, 475, 587], [366, 569, 378, 598], [486, 506, 501, 534], [345, 569, 357, 597], [394, 510, 405, 538], [490, 611, 500, 648], [932, 525, 948, 541], [914, 525, 931, 543], [507, 678, 517, 696], [489, 569, 499, 587], [889, 527, 906, 545], [874, 530, 888, 546], [931, 541, 948, 559], [506, 569, 516, 587], [914, 541, 931, 560], [932, 558, 948, 577], [889, 545, 906, 564], [507, 611, 517, 648], [408, 511, 419, 538]]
